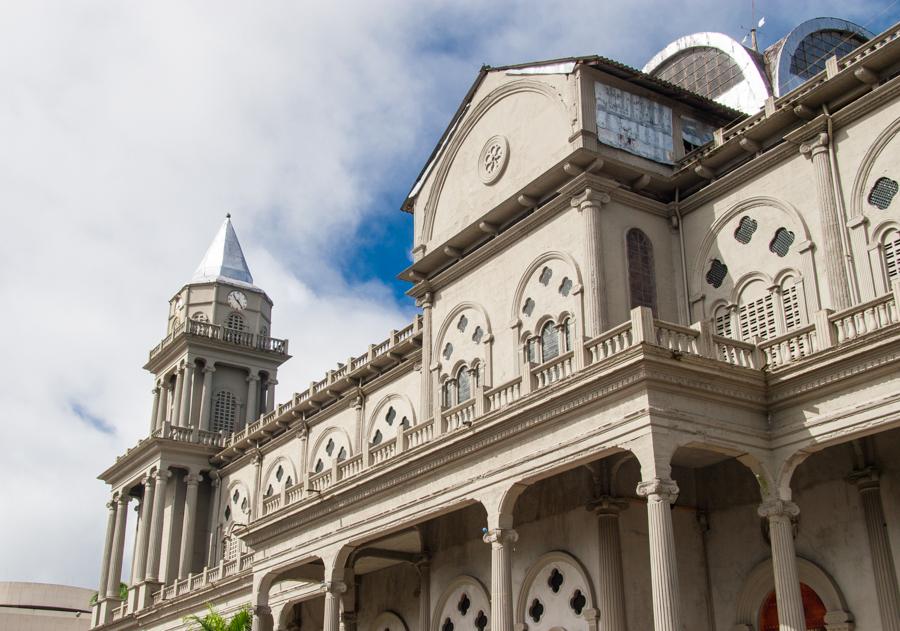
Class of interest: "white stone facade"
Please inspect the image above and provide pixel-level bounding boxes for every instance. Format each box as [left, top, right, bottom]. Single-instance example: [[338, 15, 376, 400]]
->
[[91, 19, 900, 631]]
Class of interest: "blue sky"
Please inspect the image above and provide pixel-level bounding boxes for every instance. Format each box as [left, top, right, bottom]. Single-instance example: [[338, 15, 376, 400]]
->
[[0, 0, 896, 590]]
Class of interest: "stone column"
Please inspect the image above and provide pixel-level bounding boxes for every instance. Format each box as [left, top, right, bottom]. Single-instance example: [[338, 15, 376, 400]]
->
[[419, 292, 434, 420], [252, 605, 274, 631], [850, 469, 900, 631], [178, 472, 203, 579], [156, 382, 170, 429], [107, 494, 131, 598], [133, 475, 155, 583], [591, 497, 629, 631], [323, 581, 347, 631], [265, 379, 277, 413], [178, 362, 196, 427], [97, 499, 117, 599], [416, 556, 431, 631], [340, 611, 357, 631], [206, 472, 221, 566], [572, 188, 611, 336], [800, 132, 852, 310], [636, 479, 681, 631], [246, 373, 260, 424], [758, 499, 805, 631], [483, 528, 518, 631], [145, 469, 170, 582], [198, 365, 216, 431], [149, 387, 161, 434], [171, 368, 184, 425]]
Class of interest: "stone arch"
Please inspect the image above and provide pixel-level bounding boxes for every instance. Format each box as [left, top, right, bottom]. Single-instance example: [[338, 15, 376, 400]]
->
[[515, 551, 596, 630], [421, 79, 571, 243], [510, 250, 584, 325], [433, 301, 494, 359], [366, 393, 417, 445], [308, 426, 354, 474], [262, 456, 298, 497], [223, 479, 252, 521], [851, 115, 900, 219], [431, 574, 491, 631], [371, 611, 408, 631], [434, 301, 493, 389], [872, 218, 900, 244], [729, 271, 774, 305], [734, 557, 852, 628]]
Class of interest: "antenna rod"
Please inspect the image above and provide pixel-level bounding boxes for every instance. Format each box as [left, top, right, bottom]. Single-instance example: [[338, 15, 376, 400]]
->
[[751, 28, 758, 51]]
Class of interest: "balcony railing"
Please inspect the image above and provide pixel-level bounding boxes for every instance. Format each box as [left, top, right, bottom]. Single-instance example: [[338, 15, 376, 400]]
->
[[149, 319, 289, 361], [149, 552, 255, 608]]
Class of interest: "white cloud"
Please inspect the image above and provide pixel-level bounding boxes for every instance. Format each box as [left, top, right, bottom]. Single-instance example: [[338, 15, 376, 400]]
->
[[0, 0, 894, 590]]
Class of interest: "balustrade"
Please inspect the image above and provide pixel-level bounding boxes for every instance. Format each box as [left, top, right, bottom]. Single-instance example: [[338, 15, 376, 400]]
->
[[586, 321, 634, 363], [403, 420, 434, 449], [832, 293, 898, 344], [759, 325, 818, 369], [368, 440, 396, 465], [338, 454, 365, 478], [654, 321, 700, 355], [712, 335, 760, 368], [308, 469, 333, 492], [485, 378, 521, 412], [532, 351, 575, 389], [443, 399, 476, 432]]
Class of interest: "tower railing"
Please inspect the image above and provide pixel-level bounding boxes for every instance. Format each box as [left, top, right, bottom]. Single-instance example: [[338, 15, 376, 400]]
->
[[148, 318, 289, 361]]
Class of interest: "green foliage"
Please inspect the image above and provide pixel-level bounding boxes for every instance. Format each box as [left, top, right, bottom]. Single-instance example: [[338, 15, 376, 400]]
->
[[184, 603, 253, 631], [89, 582, 128, 605]]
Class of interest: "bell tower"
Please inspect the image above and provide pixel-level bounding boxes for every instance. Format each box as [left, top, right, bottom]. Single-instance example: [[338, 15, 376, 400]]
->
[[144, 214, 291, 438]]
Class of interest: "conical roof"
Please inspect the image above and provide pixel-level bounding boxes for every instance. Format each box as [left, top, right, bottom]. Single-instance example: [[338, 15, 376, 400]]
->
[[191, 214, 255, 287]]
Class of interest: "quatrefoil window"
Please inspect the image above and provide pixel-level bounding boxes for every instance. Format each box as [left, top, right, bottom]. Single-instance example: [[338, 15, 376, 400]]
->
[[539, 266, 553, 286], [528, 598, 545, 623], [523, 297, 535, 316], [472, 326, 484, 343], [457, 593, 471, 616], [734, 216, 758, 244], [275, 465, 283, 481], [325, 438, 335, 456], [570, 589, 587, 614], [559, 277, 573, 296], [385, 407, 396, 425], [548, 567, 564, 593], [443, 343, 453, 360], [442, 618, 454, 631], [457, 315, 468, 332], [474, 610, 487, 631], [770, 227, 795, 257], [232, 490, 239, 503], [240, 497, 248, 511], [706, 258, 728, 288], [224, 506, 232, 520], [371, 429, 383, 446], [869, 177, 898, 209]]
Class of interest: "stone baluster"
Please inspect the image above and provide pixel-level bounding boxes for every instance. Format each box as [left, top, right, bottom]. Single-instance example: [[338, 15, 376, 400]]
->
[[850, 469, 900, 630], [483, 528, 518, 631], [179, 362, 196, 427], [758, 499, 805, 631], [145, 469, 170, 583], [96, 499, 117, 600], [800, 132, 852, 310], [322, 581, 347, 631], [198, 365, 216, 431], [107, 494, 131, 599], [132, 475, 155, 583], [572, 188, 611, 336], [246, 373, 260, 424], [149, 387, 161, 434], [591, 496, 629, 631], [636, 479, 681, 631], [178, 472, 203, 579]]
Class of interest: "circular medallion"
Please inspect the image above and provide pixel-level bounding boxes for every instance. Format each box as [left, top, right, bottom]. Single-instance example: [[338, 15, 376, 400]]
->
[[478, 135, 509, 185]]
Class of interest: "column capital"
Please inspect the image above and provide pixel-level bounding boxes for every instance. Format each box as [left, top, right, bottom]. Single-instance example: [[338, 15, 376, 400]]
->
[[247, 373, 261, 383], [848, 466, 881, 491], [294, 421, 309, 440], [323, 580, 347, 594], [636, 478, 679, 503], [185, 472, 204, 486], [154, 468, 172, 483], [251, 449, 263, 466], [202, 365, 216, 374], [416, 291, 434, 308], [588, 495, 629, 516], [482, 527, 518, 546], [151, 387, 160, 395], [570, 187, 611, 210], [116, 493, 131, 507], [142, 473, 155, 487], [757, 498, 800, 520], [106, 499, 116, 511], [799, 131, 829, 158]]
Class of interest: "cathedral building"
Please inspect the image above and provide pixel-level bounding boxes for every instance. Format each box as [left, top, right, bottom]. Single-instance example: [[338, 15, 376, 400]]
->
[[91, 16, 900, 631]]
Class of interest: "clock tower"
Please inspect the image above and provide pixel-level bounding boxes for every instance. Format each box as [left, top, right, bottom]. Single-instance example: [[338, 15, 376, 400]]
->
[[144, 214, 290, 439]]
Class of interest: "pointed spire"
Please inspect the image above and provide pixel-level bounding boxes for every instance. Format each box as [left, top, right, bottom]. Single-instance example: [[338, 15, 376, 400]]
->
[[191, 215, 255, 286]]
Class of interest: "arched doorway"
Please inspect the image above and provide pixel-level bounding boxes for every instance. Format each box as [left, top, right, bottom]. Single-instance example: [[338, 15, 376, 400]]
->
[[758, 583, 827, 630]]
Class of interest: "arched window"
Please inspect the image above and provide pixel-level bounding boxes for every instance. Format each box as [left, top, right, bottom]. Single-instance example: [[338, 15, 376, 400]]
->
[[781, 278, 804, 332], [714, 305, 733, 337], [442, 380, 454, 409], [457, 366, 471, 403], [518, 552, 595, 631], [211, 390, 238, 433], [225, 312, 245, 331], [737, 280, 777, 341], [884, 228, 900, 282], [541, 321, 559, 362], [626, 228, 658, 315]]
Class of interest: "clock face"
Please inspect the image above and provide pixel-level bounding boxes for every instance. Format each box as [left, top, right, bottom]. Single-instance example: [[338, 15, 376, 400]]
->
[[227, 290, 248, 310]]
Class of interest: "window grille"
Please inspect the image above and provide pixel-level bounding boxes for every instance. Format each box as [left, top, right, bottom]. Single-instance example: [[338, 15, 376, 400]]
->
[[212, 390, 237, 433], [734, 216, 758, 244], [706, 258, 728, 288], [541, 321, 559, 362], [884, 229, 900, 281], [782, 284, 803, 332], [457, 367, 471, 402], [224, 537, 239, 561], [714, 306, 733, 337], [870, 177, 899, 209], [225, 312, 245, 331], [738, 294, 777, 341], [790, 30, 866, 80], [769, 228, 795, 257], [654, 46, 744, 99], [626, 229, 657, 314]]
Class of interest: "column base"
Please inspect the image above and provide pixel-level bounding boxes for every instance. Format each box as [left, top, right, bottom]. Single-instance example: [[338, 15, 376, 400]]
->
[[97, 597, 123, 624], [135, 580, 163, 610]]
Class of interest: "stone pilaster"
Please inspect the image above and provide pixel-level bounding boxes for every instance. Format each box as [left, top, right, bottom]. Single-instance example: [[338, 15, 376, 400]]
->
[[800, 132, 852, 310], [206, 472, 221, 566], [96, 499, 117, 599], [590, 496, 629, 631], [416, 556, 431, 631], [419, 292, 434, 421], [246, 372, 260, 424], [145, 469, 170, 582], [850, 469, 900, 631], [295, 421, 310, 493], [199, 365, 215, 431], [758, 499, 805, 631], [265, 378, 277, 413], [636, 479, 681, 631], [178, 472, 202, 579], [572, 188, 611, 336], [107, 494, 130, 599], [322, 581, 347, 631], [132, 475, 155, 583], [483, 528, 518, 631], [149, 387, 161, 434]]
